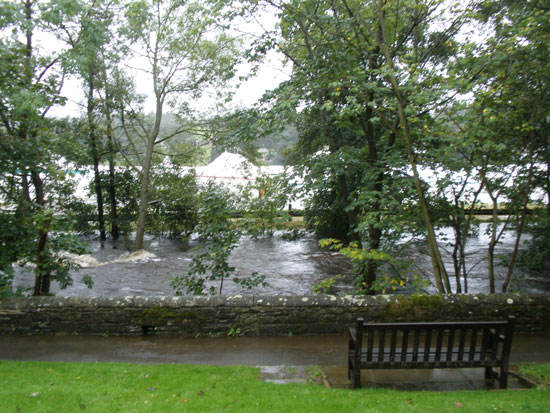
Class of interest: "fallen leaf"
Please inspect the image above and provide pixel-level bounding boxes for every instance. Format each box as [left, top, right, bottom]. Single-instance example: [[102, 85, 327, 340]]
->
[[15, 406, 21, 413], [28, 392, 40, 398], [144, 374, 149, 378], [146, 387, 156, 392], [454, 402, 463, 408], [182, 399, 189, 404], [406, 398, 414, 405], [79, 403, 86, 410], [197, 390, 205, 396]]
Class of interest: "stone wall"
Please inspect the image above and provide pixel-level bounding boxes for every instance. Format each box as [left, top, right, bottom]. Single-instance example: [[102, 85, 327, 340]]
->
[[1, 293, 550, 336]]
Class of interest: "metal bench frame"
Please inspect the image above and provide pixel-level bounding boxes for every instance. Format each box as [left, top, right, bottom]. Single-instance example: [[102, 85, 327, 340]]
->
[[348, 316, 515, 389]]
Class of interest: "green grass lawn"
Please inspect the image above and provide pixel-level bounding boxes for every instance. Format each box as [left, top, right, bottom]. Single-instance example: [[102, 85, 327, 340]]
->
[[1, 360, 549, 412]]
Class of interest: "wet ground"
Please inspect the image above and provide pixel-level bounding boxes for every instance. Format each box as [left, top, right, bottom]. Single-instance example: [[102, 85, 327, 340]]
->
[[1, 334, 548, 390], [10, 224, 550, 297]]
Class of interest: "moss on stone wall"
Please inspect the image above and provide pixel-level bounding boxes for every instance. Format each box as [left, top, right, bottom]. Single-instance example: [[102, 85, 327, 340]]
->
[[138, 306, 198, 325]]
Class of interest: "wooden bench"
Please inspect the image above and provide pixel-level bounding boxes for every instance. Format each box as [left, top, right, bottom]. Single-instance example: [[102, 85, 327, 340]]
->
[[348, 316, 515, 389]]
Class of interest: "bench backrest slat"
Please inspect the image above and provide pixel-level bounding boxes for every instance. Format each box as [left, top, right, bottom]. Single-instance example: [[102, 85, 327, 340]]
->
[[413, 330, 421, 361], [401, 329, 409, 362], [366, 323, 374, 362], [469, 328, 478, 361], [423, 329, 431, 361], [457, 327, 467, 361], [435, 328, 444, 361], [378, 329, 385, 362], [390, 329, 397, 362], [480, 328, 489, 360], [446, 328, 455, 361]]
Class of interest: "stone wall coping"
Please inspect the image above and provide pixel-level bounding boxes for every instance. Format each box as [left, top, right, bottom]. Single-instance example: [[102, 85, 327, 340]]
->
[[2, 292, 550, 309]]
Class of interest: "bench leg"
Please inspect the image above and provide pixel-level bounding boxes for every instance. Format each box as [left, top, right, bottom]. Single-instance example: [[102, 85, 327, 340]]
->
[[485, 367, 494, 383], [352, 368, 361, 389], [348, 358, 361, 388], [499, 367, 508, 389]]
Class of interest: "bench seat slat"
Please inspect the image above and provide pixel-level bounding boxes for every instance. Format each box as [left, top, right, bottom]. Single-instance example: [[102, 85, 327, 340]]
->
[[353, 348, 503, 367]]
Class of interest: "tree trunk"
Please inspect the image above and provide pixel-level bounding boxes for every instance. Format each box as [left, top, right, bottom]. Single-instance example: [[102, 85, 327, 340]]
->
[[23, 0, 51, 296], [31, 170, 50, 296], [375, 3, 450, 294], [87, 70, 106, 242], [359, 110, 383, 294], [451, 215, 463, 294], [487, 197, 498, 294], [134, 96, 163, 251], [107, 130, 119, 241], [502, 146, 536, 292], [103, 68, 119, 241], [134, 140, 155, 251]]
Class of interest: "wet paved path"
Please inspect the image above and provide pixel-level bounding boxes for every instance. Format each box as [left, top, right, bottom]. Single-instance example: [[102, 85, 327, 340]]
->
[[2, 334, 549, 390]]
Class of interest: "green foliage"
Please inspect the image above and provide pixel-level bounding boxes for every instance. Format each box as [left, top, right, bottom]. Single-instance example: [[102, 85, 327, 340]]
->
[[226, 327, 242, 337], [312, 276, 338, 294], [147, 167, 199, 238], [83, 169, 139, 235], [1, 0, 550, 297], [519, 210, 550, 272], [240, 173, 292, 237], [319, 238, 427, 294], [87, 166, 198, 239], [295, 148, 364, 241], [171, 182, 266, 295], [0, 206, 90, 296]]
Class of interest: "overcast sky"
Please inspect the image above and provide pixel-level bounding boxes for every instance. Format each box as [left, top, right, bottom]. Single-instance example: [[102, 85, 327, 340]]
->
[[47, 5, 290, 119]]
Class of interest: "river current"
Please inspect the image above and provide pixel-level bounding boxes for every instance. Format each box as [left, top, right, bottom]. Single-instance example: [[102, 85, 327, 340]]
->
[[11, 224, 550, 296]]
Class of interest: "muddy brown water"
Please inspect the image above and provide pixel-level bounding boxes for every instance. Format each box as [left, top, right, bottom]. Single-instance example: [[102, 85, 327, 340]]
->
[[10, 224, 550, 296]]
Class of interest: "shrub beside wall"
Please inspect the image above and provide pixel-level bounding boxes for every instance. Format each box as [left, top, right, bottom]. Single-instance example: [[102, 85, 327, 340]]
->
[[1, 293, 549, 336]]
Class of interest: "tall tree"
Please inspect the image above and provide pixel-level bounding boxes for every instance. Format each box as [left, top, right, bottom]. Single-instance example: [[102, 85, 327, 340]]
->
[[66, 0, 123, 243], [120, 0, 241, 251], [0, 0, 89, 295], [449, 0, 550, 292], [251, 0, 472, 293]]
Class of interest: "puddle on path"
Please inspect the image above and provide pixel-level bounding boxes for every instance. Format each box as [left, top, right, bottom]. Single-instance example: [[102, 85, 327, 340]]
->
[[257, 365, 318, 385]]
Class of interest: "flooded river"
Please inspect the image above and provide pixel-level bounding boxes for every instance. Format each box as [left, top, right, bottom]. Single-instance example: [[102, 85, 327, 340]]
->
[[11, 224, 550, 296]]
